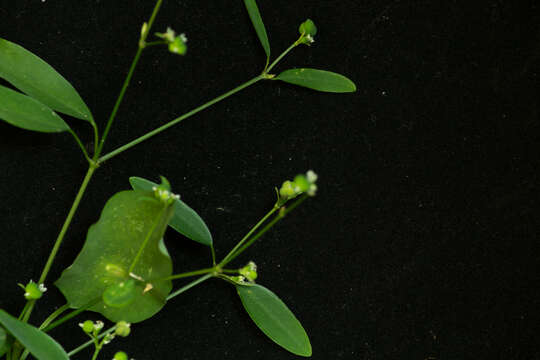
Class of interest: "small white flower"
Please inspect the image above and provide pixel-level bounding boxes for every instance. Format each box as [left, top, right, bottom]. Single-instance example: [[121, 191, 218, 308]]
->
[[94, 321, 104, 331], [307, 184, 318, 197], [305, 34, 315, 43], [180, 33, 188, 43], [306, 170, 318, 183], [38, 284, 47, 293], [103, 333, 115, 345]]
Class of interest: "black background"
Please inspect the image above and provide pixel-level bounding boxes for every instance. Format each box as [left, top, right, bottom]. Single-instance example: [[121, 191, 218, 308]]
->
[[1, 1, 540, 359]]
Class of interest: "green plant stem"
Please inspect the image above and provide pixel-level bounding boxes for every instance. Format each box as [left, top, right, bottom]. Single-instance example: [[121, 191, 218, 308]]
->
[[42, 298, 101, 333], [166, 273, 213, 301], [219, 205, 279, 267], [67, 326, 117, 358], [96, 0, 163, 157], [17, 302, 31, 321], [210, 244, 216, 266], [266, 41, 299, 73], [38, 304, 70, 330], [128, 206, 167, 273], [20, 164, 97, 325], [222, 195, 308, 266], [158, 267, 216, 282], [98, 75, 264, 163], [68, 129, 91, 163]]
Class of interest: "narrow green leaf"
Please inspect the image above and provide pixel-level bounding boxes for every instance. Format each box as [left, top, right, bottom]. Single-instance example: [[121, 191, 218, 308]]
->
[[237, 284, 312, 357], [130, 176, 213, 246], [0, 310, 69, 360], [0, 38, 94, 122], [243, 0, 271, 60], [275, 68, 356, 93], [0, 325, 10, 357], [0, 84, 69, 132], [55, 190, 174, 323]]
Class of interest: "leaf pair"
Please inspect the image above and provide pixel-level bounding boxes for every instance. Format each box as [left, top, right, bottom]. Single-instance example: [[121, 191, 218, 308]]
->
[[0, 38, 93, 132], [0, 310, 68, 360], [243, 0, 356, 93]]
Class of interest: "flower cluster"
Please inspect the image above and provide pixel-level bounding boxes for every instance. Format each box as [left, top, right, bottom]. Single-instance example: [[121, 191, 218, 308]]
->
[[279, 170, 318, 204], [298, 19, 317, 45], [155, 27, 188, 55], [19, 280, 47, 300]]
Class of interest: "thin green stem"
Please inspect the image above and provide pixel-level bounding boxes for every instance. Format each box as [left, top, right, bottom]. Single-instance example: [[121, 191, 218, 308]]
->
[[91, 121, 100, 156], [20, 165, 97, 324], [128, 206, 166, 273], [98, 75, 264, 163], [96, 0, 163, 157], [266, 41, 299, 73], [166, 273, 213, 301], [154, 267, 215, 282], [68, 129, 91, 163], [91, 347, 100, 360], [222, 195, 308, 266], [210, 244, 216, 266], [38, 304, 70, 330], [17, 302, 31, 321], [219, 205, 279, 267], [42, 298, 101, 333], [67, 327, 117, 358]]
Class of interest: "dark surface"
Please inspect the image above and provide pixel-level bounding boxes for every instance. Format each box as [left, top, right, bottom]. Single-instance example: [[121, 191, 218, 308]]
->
[[1, 1, 539, 359]]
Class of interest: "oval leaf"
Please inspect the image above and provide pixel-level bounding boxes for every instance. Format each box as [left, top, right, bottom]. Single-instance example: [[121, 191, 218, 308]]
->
[[275, 68, 356, 93], [130, 176, 213, 246], [237, 284, 312, 357], [55, 190, 174, 323], [243, 0, 270, 60], [103, 279, 138, 308], [0, 84, 69, 132], [0, 38, 94, 122], [0, 310, 69, 360]]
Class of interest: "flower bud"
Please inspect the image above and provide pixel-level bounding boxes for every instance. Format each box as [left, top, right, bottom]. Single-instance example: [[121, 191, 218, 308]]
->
[[115, 321, 131, 337], [79, 320, 94, 334], [113, 352, 128, 360], [20, 280, 46, 300], [239, 261, 258, 282], [293, 174, 311, 192], [279, 180, 297, 199]]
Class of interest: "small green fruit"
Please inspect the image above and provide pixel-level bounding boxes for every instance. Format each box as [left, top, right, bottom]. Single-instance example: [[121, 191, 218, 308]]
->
[[299, 19, 317, 36], [80, 320, 94, 334], [115, 321, 131, 337], [113, 351, 128, 360]]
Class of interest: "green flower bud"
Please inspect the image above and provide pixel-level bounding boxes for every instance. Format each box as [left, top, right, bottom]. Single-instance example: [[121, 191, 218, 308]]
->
[[279, 180, 297, 199], [115, 321, 131, 337], [20, 280, 46, 300], [79, 320, 94, 334], [293, 174, 311, 192], [169, 35, 188, 55], [239, 261, 258, 282], [299, 19, 317, 36], [113, 351, 128, 360]]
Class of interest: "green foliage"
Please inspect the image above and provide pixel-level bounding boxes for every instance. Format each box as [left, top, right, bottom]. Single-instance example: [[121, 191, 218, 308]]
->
[[102, 279, 138, 308], [130, 176, 213, 246], [0, 84, 69, 133], [237, 284, 312, 357], [0, 38, 94, 123], [55, 190, 174, 323], [243, 0, 271, 61], [275, 68, 357, 93], [0, 325, 10, 357], [0, 310, 69, 360]]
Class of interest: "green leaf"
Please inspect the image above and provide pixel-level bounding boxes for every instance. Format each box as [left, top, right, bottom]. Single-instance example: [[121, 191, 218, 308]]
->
[[0, 310, 69, 360], [130, 176, 213, 247], [243, 0, 270, 61], [0, 38, 94, 122], [275, 68, 356, 93], [0, 325, 10, 357], [237, 284, 312, 357], [0, 84, 69, 132], [55, 190, 174, 323]]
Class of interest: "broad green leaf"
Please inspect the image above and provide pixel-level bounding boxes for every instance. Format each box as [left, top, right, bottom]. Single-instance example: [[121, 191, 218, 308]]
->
[[0, 310, 69, 360], [130, 176, 213, 247], [237, 284, 312, 357], [55, 190, 174, 323], [0, 85, 69, 132], [275, 68, 356, 93], [103, 279, 137, 308], [0, 38, 94, 122], [0, 325, 10, 357], [243, 0, 270, 60]]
